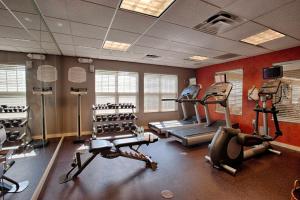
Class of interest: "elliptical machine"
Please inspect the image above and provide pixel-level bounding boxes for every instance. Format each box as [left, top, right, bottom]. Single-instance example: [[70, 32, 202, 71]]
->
[[205, 66, 283, 175]]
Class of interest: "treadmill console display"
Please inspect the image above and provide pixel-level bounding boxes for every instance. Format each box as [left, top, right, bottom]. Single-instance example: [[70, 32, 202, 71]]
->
[[180, 85, 201, 99], [204, 82, 232, 100]]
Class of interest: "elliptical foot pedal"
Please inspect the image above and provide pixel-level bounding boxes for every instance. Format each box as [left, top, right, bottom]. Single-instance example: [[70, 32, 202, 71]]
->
[[73, 138, 85, 144], [8, 181, 29, 193], [59, 174, 73, 184], [31, 140, 49, 149]]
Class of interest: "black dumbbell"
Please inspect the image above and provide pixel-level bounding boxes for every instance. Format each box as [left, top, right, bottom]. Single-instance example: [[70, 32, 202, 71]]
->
[[4, 121, 12, 128], [128, 122, 133, 127], [102, 115, 107, 121], [97, 128, 103, 133], [130, 125, 137, 131], [96, 116, 101, 122], [103, 124, 109, 132], [7, 131, 20, 141], [12, 119, 22, 127], [107, 115, 113, 121], [119, 114, 125, 120], [112, 115, 118, 121], [129, 114, 136, 120], [115, 125, 121, 131], [124, 125, 130, 131], [124, 114, 130, 120], [122, 122, 127, 127]]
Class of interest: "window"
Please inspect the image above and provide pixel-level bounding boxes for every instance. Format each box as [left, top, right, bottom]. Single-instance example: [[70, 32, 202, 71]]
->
[[216, 69, 243, 115], [95, 70, 138, 112], [0, 65, 26, 106], [144, 73, 178, 112], [276, 68, 300, 123]]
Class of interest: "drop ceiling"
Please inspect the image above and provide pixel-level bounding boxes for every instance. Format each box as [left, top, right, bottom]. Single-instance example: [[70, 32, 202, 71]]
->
[[0, 0, 299, 68]]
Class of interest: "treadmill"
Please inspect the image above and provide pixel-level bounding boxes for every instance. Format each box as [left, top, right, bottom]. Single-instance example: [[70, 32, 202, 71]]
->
[[166, 81, 233, 146], [148, 84, 203, 134]]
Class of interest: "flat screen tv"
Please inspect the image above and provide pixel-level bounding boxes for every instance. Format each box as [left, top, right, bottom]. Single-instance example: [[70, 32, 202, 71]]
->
[[263, 65, 283, 79]]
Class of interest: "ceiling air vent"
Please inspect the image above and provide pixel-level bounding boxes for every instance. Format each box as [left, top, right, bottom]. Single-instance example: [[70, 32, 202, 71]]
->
[[214, 53, 240, 60], [145, 54, 160, 59], [193, 11, 246, 35]]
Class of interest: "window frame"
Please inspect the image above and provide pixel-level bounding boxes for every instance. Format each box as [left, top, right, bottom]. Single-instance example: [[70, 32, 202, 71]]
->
[[95, 70, 139, 112], [144, 73, 178, 113], [0, 64, 26, 106]]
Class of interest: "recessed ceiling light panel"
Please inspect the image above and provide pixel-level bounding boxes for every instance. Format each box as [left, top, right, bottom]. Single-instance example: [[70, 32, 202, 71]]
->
[[189, 56, 208, 61], [103, 41, 131, 51], [241, 29, 285, 45], [120, 0, 175, 17]]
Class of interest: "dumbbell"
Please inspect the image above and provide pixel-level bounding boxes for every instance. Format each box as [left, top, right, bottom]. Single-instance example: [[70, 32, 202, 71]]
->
[[122, 122, 130, 131], [119, 114, 125, 120], [107, 115, 113, 121], [103, 124, 109, 132], [102, 115, 107, 121], [96, 125, 103, 133], [129, 113, 136, 120], [4, 121, 12, 128], [12, 119, 22, 127], [7, 131, 20, 141], [124, 113, 130, 120], [115, 124, 121, 131], [96, 116, 102, 122], [130, 125, 137, 131], [112, 115, 118, 121]]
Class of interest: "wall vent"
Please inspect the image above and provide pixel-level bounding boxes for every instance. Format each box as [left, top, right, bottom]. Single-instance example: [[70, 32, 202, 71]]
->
[[214, 53, 240, 60], [193, 11, 246, 35]]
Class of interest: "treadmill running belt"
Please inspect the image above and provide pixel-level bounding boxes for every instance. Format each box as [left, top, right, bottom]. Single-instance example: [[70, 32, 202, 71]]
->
[[168, 120, 226, 138]]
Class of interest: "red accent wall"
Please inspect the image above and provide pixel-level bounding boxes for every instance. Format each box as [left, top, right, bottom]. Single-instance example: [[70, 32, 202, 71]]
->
[[196, 46, 300, 147]]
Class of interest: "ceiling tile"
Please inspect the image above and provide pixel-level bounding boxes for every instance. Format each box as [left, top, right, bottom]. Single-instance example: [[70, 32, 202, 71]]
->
[[31, 30, 54, 42], [0, 37, 39, 48], [61, 49, 75, 56], [260, 36, 300, 51], [0, 45, 18, 52], [53, 33, 73, 45], [67, 0, 114, 27], [16, 46, 46, 53], [106, 29, 139, 43], [73, 36, 102, 48], [220, 21, 267, 41], [161, 0, 220, 28], [0, 9, 21, 28], [15, 12, 47, 31], [59, 44, 74, 51], [0, 26, 32, 40], [226, 42, 270, 56], [71, 22, 107, 39], [45, 49, 61, 55], [82, 0, 120, 8], [1, 0, 38, 14], [36, 0, 68, 19], [45, 17, 71, 34], [136, 36, 170, 50], [111, 10, 156, 34], [254, 0, 300, 40], [41, 42, 58, 50], [224, 0, 294, 20], [203, 0, 236, 8]]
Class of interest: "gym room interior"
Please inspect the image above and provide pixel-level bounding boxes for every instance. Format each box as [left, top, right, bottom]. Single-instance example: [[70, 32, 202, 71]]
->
[[0, 0, 299, 199]]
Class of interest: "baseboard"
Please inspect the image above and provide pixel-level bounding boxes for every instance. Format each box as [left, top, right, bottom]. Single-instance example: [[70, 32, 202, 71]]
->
[[32, 131, 92, 139], [271, 141, 300, 152]]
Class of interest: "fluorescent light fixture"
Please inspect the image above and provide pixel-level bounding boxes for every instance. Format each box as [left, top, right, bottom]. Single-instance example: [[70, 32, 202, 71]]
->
[[120, 0, 175, 17], [189, 56, 208, 61], [241, 29, 285, 45], [103, 41, 131, 51]]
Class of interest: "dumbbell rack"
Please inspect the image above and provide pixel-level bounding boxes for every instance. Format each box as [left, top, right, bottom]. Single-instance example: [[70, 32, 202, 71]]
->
[[0, 105, 31, 150], [70, 87, 87, 144], [32, 86, 52, 148], [92, 103, 137, 139]]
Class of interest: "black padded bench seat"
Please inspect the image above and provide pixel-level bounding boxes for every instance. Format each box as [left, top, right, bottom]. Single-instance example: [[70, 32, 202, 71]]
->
[[89, 140, 113, 153], [113, 136, 158, 148]]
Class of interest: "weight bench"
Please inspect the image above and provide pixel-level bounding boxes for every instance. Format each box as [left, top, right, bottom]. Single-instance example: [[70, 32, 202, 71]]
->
[[60, 133, 158, 184]]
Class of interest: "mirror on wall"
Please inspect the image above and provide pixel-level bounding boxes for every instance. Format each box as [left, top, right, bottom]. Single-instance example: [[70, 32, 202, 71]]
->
[[0, 0, 62, 138], [274, 60, 300, 123]]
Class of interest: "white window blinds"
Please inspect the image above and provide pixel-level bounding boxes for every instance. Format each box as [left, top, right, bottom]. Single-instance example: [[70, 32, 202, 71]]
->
[[144, 73, 178, 112], [0, 65, 26, 106], [276, 69, 300, 123], [95, 70, 138, 112], [216, 69, 243, 115]]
